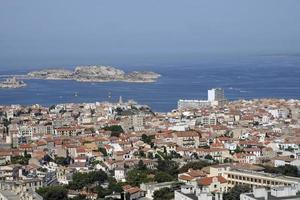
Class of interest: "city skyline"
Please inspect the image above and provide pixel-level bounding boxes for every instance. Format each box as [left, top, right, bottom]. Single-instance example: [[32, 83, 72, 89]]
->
[[1, 1, 300, 200]]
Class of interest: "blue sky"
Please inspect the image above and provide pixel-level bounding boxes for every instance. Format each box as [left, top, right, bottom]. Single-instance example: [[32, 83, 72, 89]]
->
[[0, 0, 300, 67]]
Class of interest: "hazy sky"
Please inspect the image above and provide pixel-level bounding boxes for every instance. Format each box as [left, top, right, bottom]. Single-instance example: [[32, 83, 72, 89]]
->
[[0, 0, 300, 67]]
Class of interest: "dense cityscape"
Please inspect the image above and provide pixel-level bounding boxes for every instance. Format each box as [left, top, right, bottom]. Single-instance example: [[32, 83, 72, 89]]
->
[[1, 1, 299, 200], [0, 88, 300, 200]]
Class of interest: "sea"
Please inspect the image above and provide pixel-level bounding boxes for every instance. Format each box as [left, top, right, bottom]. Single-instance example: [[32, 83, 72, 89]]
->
[[0, 55, 300, 112]]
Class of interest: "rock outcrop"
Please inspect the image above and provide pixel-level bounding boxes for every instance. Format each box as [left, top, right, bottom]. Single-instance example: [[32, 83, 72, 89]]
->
[[27, 66, 160, 83]]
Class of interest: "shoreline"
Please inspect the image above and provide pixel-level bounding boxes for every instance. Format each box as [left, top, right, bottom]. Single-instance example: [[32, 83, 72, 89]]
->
[[0, 66, 161, 84], [1, 75, 160, 83]]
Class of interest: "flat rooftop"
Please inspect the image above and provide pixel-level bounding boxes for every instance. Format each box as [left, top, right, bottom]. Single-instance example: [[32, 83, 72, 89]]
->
[[245, 192, 300, 200], [228, 169, 300, 183], [0, 190, 19, 200]]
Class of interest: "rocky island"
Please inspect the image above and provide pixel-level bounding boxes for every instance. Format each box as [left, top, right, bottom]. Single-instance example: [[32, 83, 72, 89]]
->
[[27, 66, 161, 83], [0, 77, 27, 89]]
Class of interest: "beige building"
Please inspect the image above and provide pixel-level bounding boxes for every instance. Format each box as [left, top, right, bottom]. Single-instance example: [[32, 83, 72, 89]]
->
[[197, 176, 228, 193], [0, 179, 43, 200], [209, 165, 300, 190], [172, 131, 201, 148], [241, 186, 300, 200], [226, 169, 300, 189]]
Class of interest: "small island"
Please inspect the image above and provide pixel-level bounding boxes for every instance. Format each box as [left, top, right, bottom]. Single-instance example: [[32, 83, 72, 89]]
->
[[27, 65, 161, 83], [0, 77, 27, 89]]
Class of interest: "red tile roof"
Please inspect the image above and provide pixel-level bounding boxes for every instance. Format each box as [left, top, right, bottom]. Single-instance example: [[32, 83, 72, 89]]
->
[[197, 176, 227, 186]]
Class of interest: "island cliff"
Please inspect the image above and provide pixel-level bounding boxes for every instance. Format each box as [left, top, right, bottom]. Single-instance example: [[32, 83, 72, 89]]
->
[[0, 77, 27, 89], [27, 66, 161, 83]]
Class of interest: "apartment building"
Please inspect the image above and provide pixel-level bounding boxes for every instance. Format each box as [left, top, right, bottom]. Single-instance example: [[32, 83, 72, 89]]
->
[[172, 131, 201, 148], [241, 186, 300, 200], [208, 165, 300, 190], [226, 169, 300, 189]]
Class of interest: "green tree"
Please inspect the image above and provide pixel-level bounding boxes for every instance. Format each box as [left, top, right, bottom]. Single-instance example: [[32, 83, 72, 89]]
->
[[148, 152, 154, 159], [204, 154, 213, 160], [192, 152, 199, 159], [141, 134, 154, 146], [223, 185, 251, 200], [103, 125, 124, 137], [179, 161, 210, 173], [234, 146, 244, 153], [68, 170, 108, 190], [49, 105, 56, 110], [11, 153, 31, 165], [98, 147, 108, 156], [154, 171, 174, 183], [262, 165, 299, 177], [224, 130, 233, 138], [137, 160, 147, 170], [279, 165, 299, 176], [169, 151, 182, 159], [157, 160, 179, 176], [96, 186, 112, 198], [96, 177, 124, 198], [36, 185, 68, 200], [138, 150, 146, 158], [3, 118, 10, 127], [224, 157, 233, 163], [108, 182, 123, 193], [54, 156, 69, 166], [126, 169, 150, 186], [153, 187, 173, 200], [286, 146, 295, 152]]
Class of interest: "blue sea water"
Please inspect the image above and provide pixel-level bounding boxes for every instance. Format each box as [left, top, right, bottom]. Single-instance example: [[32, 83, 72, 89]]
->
[[0, 55, 300, 112]]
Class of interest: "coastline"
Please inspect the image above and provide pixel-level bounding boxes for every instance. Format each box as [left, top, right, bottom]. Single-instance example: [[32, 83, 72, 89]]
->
[[2, 66, 161, 84]]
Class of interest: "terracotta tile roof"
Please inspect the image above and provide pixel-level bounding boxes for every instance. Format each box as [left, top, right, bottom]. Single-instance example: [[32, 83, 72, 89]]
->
[[37, 140, 47, 146], [76, 147, 86, 153], [126, 187, 142, 194], [186, 169, 207, 178], [197, 176, 227, 186], [235, 153, 255, 158], [19, 143, 33, 149], [178, 175, 194, 181], [243, 148, 261, 152], [0, 150, 12, 157], [173, 131, 200, 138]]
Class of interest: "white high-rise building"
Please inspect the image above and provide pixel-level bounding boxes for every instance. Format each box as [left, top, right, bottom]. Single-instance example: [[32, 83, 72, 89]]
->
[[177, 88, 227, 110], [208, 88, 225, 102]]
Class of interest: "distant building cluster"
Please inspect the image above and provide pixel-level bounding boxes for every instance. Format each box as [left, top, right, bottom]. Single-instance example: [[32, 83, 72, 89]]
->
[[178, 88, 227, 110], [0, 94, 300, 199]]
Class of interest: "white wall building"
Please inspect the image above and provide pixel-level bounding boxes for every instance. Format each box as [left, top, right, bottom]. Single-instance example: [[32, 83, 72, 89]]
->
[[178, 88, 227, 110], [208, 88, 225, 102], [178, 100, 211, 110]]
